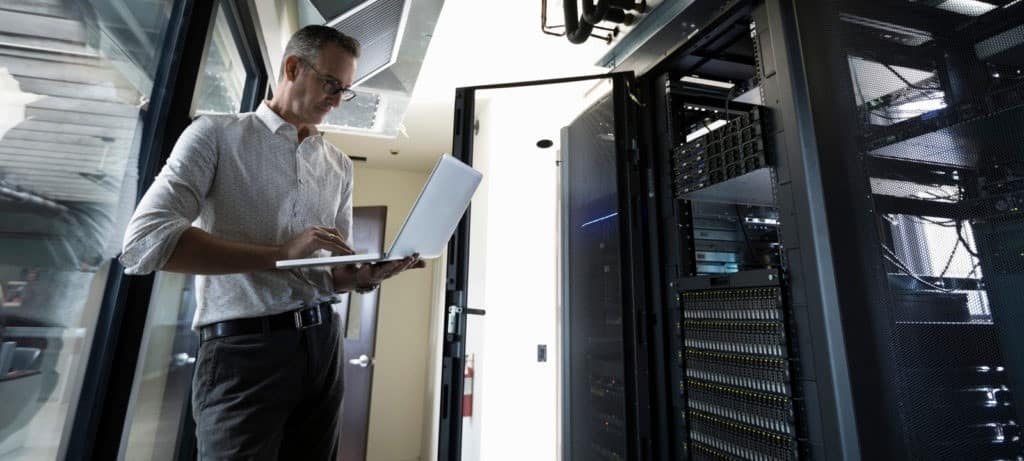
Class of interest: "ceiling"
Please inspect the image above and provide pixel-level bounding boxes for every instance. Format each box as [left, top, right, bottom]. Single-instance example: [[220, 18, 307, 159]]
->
[[324, 0, 612, 172]]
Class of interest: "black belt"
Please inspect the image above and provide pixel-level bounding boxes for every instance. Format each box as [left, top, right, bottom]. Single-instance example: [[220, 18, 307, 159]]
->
[[199, 301, 333, 342]]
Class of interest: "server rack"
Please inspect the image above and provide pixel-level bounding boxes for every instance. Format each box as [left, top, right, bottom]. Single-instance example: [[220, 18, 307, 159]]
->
[[783, 0, 1024, 459], [639, 0, 1024, 458], [438, 0, 1024, 459], [638, 2, 844, 458]]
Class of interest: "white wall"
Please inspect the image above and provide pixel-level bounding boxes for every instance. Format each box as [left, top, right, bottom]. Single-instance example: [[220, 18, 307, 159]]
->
[[463, 88, 575, 461], [253, 0, 299, 88], [351, 165, 438, 461]]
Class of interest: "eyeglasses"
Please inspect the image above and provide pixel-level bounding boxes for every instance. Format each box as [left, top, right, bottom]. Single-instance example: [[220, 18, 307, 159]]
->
[[301, 59, 356, 101]]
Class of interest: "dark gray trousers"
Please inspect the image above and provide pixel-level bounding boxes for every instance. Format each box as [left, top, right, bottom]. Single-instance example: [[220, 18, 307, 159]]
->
[[192, 312, 344, 460]]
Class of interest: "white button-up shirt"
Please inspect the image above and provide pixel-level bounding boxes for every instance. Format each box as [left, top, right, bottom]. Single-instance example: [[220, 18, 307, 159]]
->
[[120, 102, 353, 328]]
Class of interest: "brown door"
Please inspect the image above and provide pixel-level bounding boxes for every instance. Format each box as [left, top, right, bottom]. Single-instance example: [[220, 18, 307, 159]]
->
[[338, 206, 386, 461]]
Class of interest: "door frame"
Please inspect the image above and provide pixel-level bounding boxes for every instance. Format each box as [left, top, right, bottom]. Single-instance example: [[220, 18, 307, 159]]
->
[[436, 71, 649, 461]]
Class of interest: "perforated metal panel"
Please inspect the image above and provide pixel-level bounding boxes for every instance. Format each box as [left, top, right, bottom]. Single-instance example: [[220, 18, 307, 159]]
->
[[328, 0, 408, 86], [562, 93, 628, 461], [835, 2, 1024, 458]]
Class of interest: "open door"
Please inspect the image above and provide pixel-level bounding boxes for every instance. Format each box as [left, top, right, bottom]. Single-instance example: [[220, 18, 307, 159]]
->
[[437, 72, 648, 461]]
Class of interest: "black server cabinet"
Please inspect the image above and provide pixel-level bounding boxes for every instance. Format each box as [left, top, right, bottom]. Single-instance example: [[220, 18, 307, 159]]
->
[[641, 2, 851, 459], [782, 0, 1024, 459]]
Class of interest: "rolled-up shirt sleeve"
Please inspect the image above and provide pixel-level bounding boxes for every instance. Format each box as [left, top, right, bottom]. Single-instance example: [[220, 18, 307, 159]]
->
[[119, 116, 218, 275]]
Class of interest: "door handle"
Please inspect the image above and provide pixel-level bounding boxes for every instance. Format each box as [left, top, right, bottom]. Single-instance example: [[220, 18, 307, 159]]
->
[[172, 352, 195, 368], [348, 354, 372, 368]]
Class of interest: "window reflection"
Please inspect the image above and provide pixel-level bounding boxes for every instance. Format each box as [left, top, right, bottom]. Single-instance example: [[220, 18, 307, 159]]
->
[[191, 2, 247, 116], [0, 1, 173, 459]]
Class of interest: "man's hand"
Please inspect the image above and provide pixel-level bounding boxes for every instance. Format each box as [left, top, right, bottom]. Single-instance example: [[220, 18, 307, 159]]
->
[[358, 254, 426, 284], [278, 226, 355, 260], [331, 253, 426, 293]]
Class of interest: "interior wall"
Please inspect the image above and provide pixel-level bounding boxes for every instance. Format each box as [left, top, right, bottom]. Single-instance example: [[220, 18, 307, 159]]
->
[[350, 165, 437, 461], [252, 0, 299, 88], [469, 91, 564, 461]]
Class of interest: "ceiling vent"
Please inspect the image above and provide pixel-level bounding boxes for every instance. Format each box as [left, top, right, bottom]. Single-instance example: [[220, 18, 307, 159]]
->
[[299, 0, 444, 137], [327, 0, 408, 86]]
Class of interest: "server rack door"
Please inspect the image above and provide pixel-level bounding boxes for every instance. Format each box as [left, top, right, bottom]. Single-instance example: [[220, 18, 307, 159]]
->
[[437, 72, 646, 461], [784, 0, 1024, 458]]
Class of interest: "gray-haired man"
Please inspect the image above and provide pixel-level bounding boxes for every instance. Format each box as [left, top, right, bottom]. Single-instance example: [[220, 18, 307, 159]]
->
[[120, 25, 422, 459]]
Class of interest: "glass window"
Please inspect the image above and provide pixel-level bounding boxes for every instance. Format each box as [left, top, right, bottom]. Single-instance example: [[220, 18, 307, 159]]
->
[[190, 2, 247, 116], [0, 1, 174, 459], [120, 2, 252, 459]]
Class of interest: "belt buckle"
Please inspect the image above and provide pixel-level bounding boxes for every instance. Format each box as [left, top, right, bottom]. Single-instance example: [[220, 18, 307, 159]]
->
[[293, 306, 323, 330]]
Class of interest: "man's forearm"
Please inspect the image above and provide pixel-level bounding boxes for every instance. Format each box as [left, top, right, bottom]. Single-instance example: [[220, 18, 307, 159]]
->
[[163, 227, 282, 274]]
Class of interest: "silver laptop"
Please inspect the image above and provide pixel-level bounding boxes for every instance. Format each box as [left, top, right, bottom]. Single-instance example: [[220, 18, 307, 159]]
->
[[276, 154, 482, 269]]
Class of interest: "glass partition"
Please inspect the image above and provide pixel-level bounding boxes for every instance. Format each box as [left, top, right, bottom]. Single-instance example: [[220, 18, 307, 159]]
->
[[0, 0, 175, 459]]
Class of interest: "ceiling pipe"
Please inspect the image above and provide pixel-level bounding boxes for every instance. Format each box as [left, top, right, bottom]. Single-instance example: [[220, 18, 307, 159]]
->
[[581, 0, 610, 25], [608, 0, 644, 12], [602, 8, 636, 25], [564, 0, 595, 43], [564, 0, 622, 44]]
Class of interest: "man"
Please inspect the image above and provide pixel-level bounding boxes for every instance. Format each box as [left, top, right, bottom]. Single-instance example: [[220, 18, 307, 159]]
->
[[120, 25, 421, 459]]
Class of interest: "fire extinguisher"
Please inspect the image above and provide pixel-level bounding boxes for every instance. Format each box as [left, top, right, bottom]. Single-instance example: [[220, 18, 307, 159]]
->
[[462, 355, 474, 418]]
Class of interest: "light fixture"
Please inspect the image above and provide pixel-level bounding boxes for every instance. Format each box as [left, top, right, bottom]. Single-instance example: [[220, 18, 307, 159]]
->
[[895, 95, 947, 114], [935, 0, 997, 16], [679, 75, 735, 89]]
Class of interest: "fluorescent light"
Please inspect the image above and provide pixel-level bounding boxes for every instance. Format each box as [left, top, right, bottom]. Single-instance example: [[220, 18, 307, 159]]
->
[[896, 95, 947, 114], [685, 119, 728, 143], [679, 76, 735, 89], [936, 0, 997, 16]]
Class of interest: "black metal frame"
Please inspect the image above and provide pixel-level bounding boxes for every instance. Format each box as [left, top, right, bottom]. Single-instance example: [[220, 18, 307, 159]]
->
[[752, 1, 865, 457], [638, 71, 675, 461], [66, 0, 269, 459], [437, 72, 644, 461]]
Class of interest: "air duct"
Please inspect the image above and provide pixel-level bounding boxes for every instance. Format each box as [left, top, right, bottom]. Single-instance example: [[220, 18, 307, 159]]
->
[[298, 0, 444, 137]]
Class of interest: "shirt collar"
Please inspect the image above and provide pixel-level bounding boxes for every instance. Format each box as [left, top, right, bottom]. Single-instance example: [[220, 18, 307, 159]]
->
[[256, 102, 320, 139]]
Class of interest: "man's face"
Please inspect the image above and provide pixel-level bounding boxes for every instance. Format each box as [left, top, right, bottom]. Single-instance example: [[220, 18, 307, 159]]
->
[[291, 44, 357, 125]]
